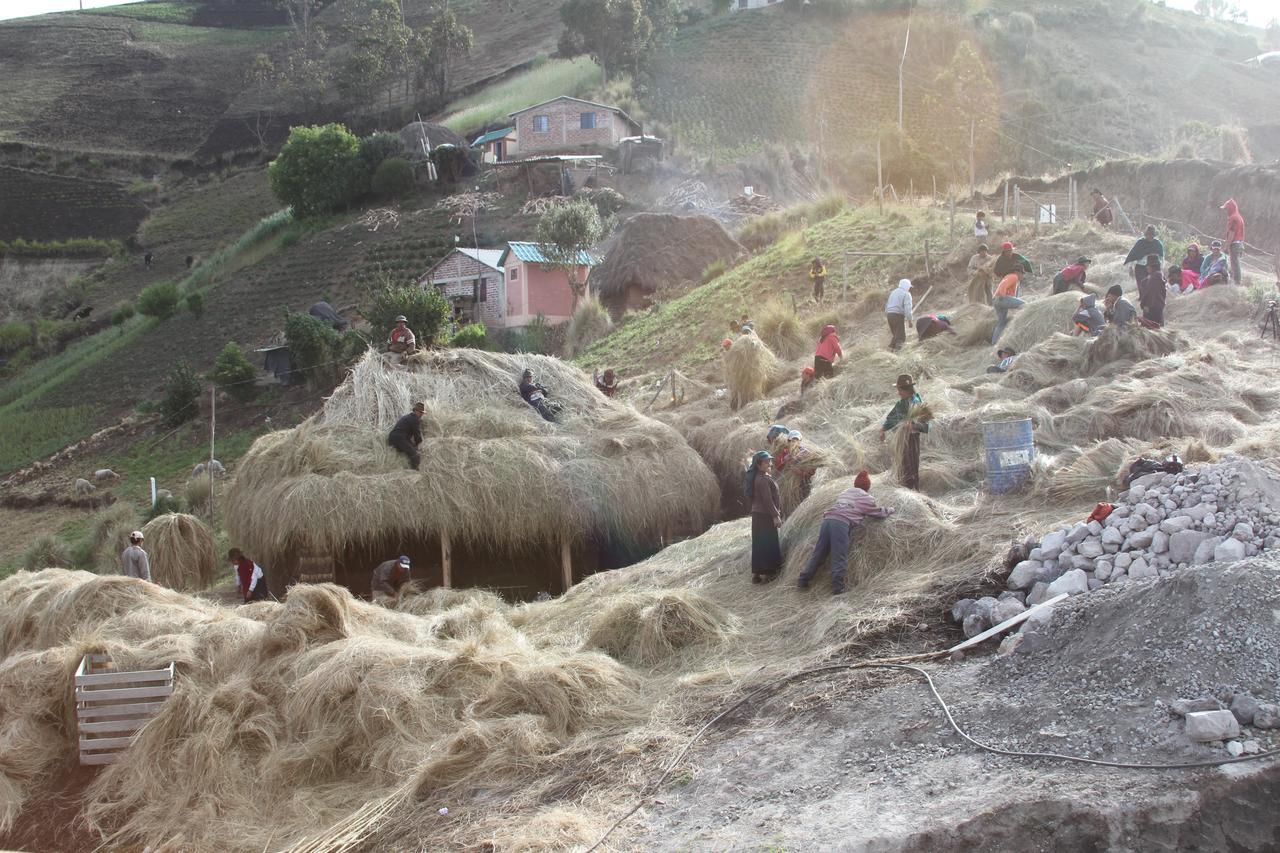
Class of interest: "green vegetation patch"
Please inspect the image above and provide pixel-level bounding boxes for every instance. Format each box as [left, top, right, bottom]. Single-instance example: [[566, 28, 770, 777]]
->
[[440, 57, 600, 134], [84, 1, 198, 24], [0, 405, 94, 473]]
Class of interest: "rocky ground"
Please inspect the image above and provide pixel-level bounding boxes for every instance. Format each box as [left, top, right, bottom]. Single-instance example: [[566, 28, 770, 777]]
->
[[636, 558, 1280, 851]]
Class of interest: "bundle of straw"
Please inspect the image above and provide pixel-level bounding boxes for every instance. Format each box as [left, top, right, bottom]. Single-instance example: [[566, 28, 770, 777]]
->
[[888, 402, 934, 486], [140, 512, 217, 591], [778, 446, 833, 515], [723, 331, 787, 409]]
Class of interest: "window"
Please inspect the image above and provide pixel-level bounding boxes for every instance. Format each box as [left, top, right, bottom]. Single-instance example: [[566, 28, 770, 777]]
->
[[580, 112, 596, 130], [475, 278, 487, 303], [532, 115, 549, 133], [509, 266, 519, 280]]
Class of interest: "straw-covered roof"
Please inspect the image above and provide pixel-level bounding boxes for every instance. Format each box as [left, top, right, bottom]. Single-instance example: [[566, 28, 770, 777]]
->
[[590, 213, 744, 301], [225, 350, 720, 568]]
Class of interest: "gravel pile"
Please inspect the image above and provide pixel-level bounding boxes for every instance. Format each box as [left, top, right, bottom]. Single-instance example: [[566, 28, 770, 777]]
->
[[953, 457, 1280, 639]]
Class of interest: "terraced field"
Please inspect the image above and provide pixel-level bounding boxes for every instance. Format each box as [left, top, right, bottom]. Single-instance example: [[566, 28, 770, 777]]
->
[[0, 166, 148, 241]]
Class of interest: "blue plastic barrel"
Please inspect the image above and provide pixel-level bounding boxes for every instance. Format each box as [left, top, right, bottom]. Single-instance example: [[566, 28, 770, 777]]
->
[[983, 418, 1036, 494]]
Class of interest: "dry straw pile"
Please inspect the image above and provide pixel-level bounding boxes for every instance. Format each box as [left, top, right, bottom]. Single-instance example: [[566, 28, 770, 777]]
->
[[140, 513, 217, 591], [225, 350, 720, 575], [723, 331, 788, 409]]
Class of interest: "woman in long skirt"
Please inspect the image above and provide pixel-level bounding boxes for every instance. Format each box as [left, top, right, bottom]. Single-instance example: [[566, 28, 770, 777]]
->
[[745, 450, 783, 583]]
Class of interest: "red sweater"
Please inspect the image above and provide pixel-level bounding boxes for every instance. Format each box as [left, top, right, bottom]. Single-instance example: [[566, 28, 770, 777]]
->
[[814, 326, 843, 362], [1223, 199, 1245, 244]]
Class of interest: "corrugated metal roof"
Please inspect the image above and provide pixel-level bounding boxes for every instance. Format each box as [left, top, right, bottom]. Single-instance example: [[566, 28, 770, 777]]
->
[[457, 248, 505, 271], [501, 241, 597, 267], [471, 127, 514, 147]]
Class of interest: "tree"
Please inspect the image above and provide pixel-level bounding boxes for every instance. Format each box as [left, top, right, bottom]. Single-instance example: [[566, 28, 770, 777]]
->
[[557, 0, 677, 83], [208, 342, 259, 402], [245, 53, 276, 150], [535, 198, 602, 310], [371, 157, 415, 198], [337, 0, 411, 116], [413, 6, 474, 104], [136, 281, 180, 320], [364, 280, 451, 348], [923, 41, 996, 184], [268, 123, 366, 216], [159, 362, 201, 428]]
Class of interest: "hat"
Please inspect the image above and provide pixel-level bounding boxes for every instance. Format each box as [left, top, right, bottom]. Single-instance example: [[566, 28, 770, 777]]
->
[[1210, 240, 1222, 249], [996, 347, 1015, 358], [721, 337, 733, 350], [740, 325, 753, 334], [788, 430, 803, 442], [898, 278, 912, 290], [937, 314, 951, 324], [854, 470, 872, 491], [893, 373, 915, 391], [130, 530, 144, 541], [1001, 241, 1014, 251], [1107, 284, 1123, 297], [397, 555, 411, 567], [766, 424, 789, 442], [802, 366, 815, 377], [1076, 256, 1092, 265], [977, 243, 989, 252], [394, 315, 407, 323]]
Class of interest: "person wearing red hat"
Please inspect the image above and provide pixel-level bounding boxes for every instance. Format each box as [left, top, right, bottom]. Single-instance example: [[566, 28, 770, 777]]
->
[[796, 471, 894, 595], [991, 242, 1032, 345]]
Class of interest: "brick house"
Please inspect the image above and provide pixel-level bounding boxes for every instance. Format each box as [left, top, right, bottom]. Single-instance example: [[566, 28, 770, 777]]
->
[[499, 241, 597, 328], [509, 97, 642, 156], [421, 248, 506, 329], [730, 0, 781, 8]]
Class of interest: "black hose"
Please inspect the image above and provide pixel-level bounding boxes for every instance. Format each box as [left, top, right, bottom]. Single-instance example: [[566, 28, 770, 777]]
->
[[584, 658, 1280, 852]]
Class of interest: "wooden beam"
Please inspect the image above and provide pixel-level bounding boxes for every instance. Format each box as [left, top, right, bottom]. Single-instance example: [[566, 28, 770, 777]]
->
[[441, 535, 453, 589], [560, 537, 573, 593]]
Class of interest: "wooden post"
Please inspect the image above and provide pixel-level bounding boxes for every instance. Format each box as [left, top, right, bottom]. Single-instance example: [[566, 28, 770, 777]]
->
[[923, 239, 931, 277], [208, 386, 215, 525], [948, 189, 955, 240], [841, 250, 849, 301], [876, 137, 884, 216], [560, 537, 573, 593], [1014, 185, 1021, 221], [1002, 180, 1009, 223], [931, 175, 937, 203], [968, 118, 976, 199], [441, 534, 452, 588]]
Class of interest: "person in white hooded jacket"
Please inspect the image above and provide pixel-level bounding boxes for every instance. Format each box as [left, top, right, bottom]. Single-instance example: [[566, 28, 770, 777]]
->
[[884, 279, 913, 351]]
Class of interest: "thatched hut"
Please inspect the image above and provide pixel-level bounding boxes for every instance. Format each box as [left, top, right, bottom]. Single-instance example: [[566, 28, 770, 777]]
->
[[590, 213, 745, 314], [225, 350, 720, 600]]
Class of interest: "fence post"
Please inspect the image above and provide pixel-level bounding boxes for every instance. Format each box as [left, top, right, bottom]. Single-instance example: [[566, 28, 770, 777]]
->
[[876, 137, 884, 216], [924, 239, 931, 277], [1014, 185, 1021, 221], [842, 250, 849, 301], [1002, 180, 1009, 223], [948, 188, 955, 240]]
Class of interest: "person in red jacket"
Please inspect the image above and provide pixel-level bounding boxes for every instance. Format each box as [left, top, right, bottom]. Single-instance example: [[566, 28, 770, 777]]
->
[[1222, 199, 1246, 283], [813, 324, 843, 380], [229, 548, 269, 602]]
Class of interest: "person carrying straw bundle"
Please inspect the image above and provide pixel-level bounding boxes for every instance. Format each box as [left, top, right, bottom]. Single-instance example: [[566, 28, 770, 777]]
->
[[796, 471, 894, 595], [967, 244, 994, 305], [744, 450, 783, 584], [879, 374, 930, 491]]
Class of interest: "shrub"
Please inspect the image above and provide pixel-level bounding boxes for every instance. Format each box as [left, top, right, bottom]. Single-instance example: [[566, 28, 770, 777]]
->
[[0, 320, 32, 355], [284, 311, 340, 385], [591, 187, 625, 215], [430, 144, 473, 182], [267, 123, 367, 216], [363, 283, 450, 348], [21, 533, 72, 571], [111, 303, 136, 326], [701, 259, 728, 284], [451, 323, 488, 349], [82, 503, 141, 572], [184, 476, 212, 514], [371, 157, 415, 198], [159, 361, 201, 427], [208, 341, 258, 402], [359, 131, 406, 171], [185, 291, 205, 318], [564, 297, 613, 356], [136, 281, 181, 319], [148, 494, 181, 519]]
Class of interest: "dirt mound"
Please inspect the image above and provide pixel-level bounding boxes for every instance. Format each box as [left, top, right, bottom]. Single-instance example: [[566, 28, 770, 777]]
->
[[591, 213, 745, 311]]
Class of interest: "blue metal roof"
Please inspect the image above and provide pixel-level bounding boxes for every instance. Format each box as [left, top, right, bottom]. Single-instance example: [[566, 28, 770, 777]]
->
[[471, 126, 514, 147], [501, 241, 597, 267]]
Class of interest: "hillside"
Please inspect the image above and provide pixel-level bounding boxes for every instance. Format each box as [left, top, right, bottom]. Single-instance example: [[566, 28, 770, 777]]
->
[[653, 0, 1280, 180]]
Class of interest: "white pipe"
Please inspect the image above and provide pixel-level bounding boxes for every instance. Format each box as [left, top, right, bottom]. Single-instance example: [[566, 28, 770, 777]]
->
[[150, 477, 157, 508]]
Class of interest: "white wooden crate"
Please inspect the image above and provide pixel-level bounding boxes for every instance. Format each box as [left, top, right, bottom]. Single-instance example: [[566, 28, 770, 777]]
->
[[75, 653, 174, 766]]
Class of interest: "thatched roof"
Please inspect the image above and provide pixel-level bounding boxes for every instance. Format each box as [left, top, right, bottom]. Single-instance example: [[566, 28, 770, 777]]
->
[[399, 121, 466, 157], [225, 350, 720, 568], [590, 213, 744, 301]]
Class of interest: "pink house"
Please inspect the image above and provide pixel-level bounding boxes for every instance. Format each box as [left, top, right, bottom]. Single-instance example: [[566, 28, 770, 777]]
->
[[499, 241, 597, 328]]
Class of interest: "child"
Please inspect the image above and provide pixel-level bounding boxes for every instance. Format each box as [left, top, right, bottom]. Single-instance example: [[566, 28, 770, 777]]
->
[[974, 210, 989, 238]]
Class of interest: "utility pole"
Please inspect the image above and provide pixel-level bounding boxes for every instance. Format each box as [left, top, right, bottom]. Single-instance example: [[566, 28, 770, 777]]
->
[[898, 9, 911, 132], [969, 118, 976, 199], [208, 385, 216, 526], [876, 136, 884, 216]]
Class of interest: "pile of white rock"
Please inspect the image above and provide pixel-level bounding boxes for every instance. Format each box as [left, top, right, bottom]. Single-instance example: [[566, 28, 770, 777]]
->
[[954, 456, 1280, 639]]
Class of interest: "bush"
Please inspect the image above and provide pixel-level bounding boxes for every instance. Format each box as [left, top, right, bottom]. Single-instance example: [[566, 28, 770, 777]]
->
[[21, 533, 72, 571], [359, 131, 406, 171], [185, 291, 205, 318], [564, 297, 613, 356], [184, 476, 212, 514], [148, 494, 181, 519], [591, 187, 625, 215], [363, 283, 450, 348], [0, 320, 32, 355], [136, 281, 181, 319], [284, 311, 340, 386], [208, 341, 258, 402], [268, 123, 367, 216], [159, 361, 201, 427], [451, 323, 488, 349], [111, 303, 136, 326], [371, 157, 415, 198], [430, 144, 473, 183], [701, 259, 728, 284]]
